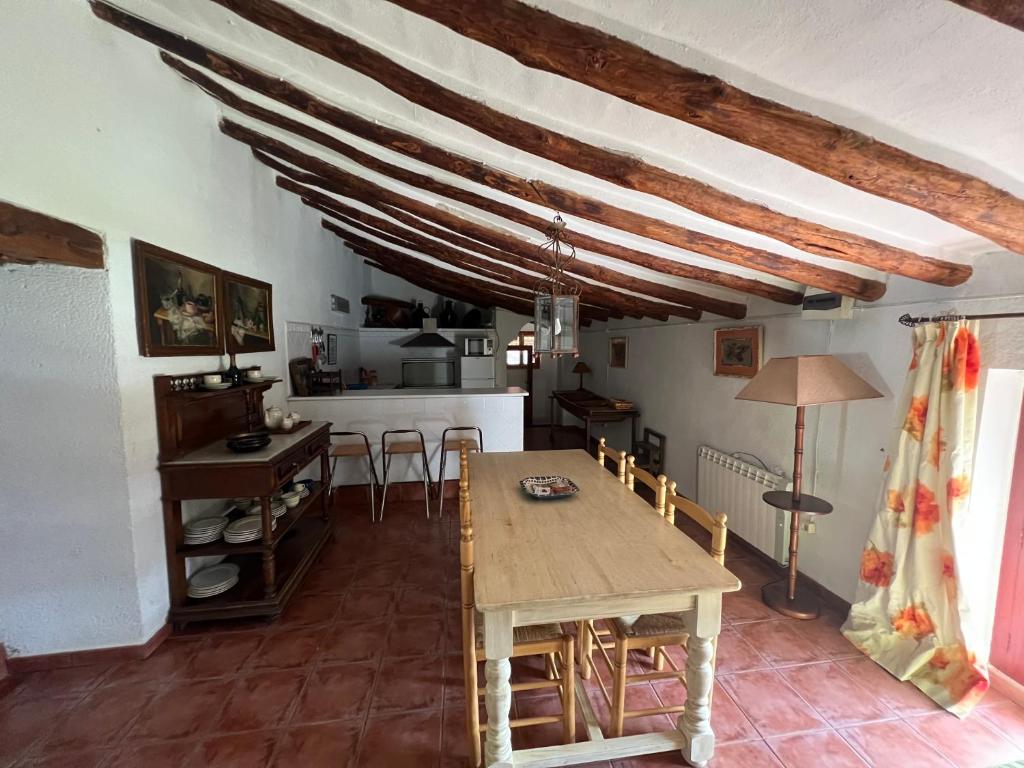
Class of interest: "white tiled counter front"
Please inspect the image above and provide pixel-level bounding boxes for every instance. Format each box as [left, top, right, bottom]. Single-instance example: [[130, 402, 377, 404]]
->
[[287, 388, 526, 486]]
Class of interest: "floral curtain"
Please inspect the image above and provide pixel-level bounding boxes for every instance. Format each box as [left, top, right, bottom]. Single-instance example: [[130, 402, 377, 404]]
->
[[843, 320, 986, 717]]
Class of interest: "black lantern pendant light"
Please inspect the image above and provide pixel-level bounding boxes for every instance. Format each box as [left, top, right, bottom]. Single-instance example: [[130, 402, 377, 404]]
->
[[533, 215, 581, 357]]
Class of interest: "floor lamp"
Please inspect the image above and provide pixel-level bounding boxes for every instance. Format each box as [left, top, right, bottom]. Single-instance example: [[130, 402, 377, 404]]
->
[[736, 355, 882, 619]]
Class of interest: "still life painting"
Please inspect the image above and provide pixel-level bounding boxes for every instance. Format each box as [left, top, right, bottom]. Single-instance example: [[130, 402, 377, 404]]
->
[[223, 272, 275, 354], [132, 240, 223, 357], [713, 326, 762, 378]]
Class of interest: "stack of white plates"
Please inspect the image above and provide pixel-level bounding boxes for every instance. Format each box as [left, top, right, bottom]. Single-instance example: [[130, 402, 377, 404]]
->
[[187, 563, 240, 599], [184, 516, 230, 545], [271, 501, 287, 519], [223, 515, 277, 544]]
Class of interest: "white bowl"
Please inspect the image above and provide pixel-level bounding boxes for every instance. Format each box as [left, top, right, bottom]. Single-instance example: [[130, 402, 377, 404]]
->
[[281, 491, 301, 508]]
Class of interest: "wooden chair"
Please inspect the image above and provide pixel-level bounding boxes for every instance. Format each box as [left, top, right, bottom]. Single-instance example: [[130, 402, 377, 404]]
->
[[596, 436, 627, 482], [437, 425, 483, 519], [590, 489, 728, 737], [459, 444, 575, 766], [625, 455, 668, 515]]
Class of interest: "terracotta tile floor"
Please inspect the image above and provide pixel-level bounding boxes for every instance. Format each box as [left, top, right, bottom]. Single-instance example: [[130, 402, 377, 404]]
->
[[3, 497, 1024, 768]]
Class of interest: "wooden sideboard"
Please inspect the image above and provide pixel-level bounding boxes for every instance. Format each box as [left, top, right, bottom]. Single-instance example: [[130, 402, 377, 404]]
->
[[549, 388, 641, 449], [154, 371, 332, 628]]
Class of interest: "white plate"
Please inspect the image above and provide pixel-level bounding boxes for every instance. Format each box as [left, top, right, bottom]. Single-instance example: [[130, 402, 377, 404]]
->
[[188, 563, 240, 592], [201, 382, 233, 390], [185, 516, 228, 532], [188, 576, 238, 599], [225, 517, 261, 536]]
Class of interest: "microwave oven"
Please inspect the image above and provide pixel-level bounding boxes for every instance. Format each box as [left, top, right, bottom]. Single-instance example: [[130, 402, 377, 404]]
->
[[464, 337, 494, 356]]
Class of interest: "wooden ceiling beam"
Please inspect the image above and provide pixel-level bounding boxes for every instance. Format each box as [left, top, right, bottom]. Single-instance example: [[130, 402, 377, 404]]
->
[[90, 0, 908, 298], [0, 200, 104, 269], [388, 0, 1024, 256], [949, 1, 1024, 34], [198, 0, 943, 294]]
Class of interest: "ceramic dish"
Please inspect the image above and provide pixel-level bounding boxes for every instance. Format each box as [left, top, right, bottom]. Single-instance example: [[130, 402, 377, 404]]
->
[[201, 382, 233, 391], [519, 475, 580, 500], [281, 491, 301, 508]]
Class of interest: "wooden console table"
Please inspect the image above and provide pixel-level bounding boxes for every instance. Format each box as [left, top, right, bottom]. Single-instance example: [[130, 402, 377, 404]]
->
[[154, 371, 332, 628], [549, 389, 641, 449]]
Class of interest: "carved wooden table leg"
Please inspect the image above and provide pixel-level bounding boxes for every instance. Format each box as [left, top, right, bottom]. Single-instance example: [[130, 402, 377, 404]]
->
[[483, 611, 514, 767], [679, 595, 721, 768]]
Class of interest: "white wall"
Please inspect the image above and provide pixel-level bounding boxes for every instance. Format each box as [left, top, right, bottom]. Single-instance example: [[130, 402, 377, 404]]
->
[[577, 254, 1024, 602], [0, 1, 361, 656]]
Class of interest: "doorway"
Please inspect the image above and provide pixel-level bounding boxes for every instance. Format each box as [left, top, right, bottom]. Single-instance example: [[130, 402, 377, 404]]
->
[[506, 323, 537, 427]]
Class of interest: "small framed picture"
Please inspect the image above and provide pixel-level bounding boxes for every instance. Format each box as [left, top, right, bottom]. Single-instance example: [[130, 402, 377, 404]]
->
[[131, 240, 224, 357], [609, 336, 628, 369], [327, 333, 338, 366], [222, 272, 275, 354], [714, 326, 762, 378]]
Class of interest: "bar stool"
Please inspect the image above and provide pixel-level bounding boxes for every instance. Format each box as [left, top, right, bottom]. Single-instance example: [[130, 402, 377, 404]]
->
[[436, 426, 483, 519], [328, 431, 380, 522], [380, 429, 433, 520]]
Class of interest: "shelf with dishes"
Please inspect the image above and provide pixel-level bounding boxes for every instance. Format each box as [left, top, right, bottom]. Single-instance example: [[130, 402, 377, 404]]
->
[[176, 480, 325, 557]]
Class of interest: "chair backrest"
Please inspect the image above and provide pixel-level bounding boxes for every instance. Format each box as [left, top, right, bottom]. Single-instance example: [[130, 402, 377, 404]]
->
[[666, 487, 729, 565], [626, 455, 667, 516], [459, 443, 477, 664], [596, 436, 627, 483]]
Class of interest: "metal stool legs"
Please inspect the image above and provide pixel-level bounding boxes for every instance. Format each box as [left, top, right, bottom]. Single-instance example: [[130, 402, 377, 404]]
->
[[380, 429, 433, 521], [437, 426, 484, 519], [328, 431, 380, 523]]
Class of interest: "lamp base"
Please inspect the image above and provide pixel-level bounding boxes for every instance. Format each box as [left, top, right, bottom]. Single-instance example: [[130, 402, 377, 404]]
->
[[762, 579, 820, 620]]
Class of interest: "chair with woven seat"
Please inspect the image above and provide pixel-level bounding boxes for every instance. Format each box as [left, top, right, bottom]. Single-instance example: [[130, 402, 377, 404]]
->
[[591, 489, 728, 737], [458, 444, 575, 766], [328, 431, 380, 522], [380, 429, 433, 521], [596, 436, 627, 482], [436, 425, 483, 519]]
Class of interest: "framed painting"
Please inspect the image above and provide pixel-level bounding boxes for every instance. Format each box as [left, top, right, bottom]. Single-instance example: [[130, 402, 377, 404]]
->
[[609, 336, 628, 369], [132, 240, 223, 357], [222, 271, 275, 354], [714, 326, 763, 378]]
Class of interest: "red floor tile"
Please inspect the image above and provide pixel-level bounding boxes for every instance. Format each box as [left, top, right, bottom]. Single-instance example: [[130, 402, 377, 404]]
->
[[274, 720, 361, 768], [780, 661, 895, 727], [906, 710, 1023, 767], [386, 615, 445, 658], [217, 669, 308, 732], [99, 638, 204, 687], [789, 612, 863, 659], [395, 585, 446, 617], [250, 627, 327, 670], [719, 669, 827, 738], [7, 664, 109, 700], [707, 740, 785, 767], [107, 739, 199, 768], [652, 680, 759, 744], [978, 700, 1024, 750], [318, 618, 389, 665], [371, 654, 445, 715], [180, 631, 264, 679], [767, 730, 869, 767], [349, 560, 409, 589], [834, 657, 942, 716], [300, 564, 355, 594], [44, 682, 159, 751], [732, 620, 830, 667], [341, 588, 397, 620], [721, 588, 778, 624], [839, 719, 955, 767], [713, 628, 771, 674], [18, 748, 115, 768], [198, 730, 279, 767], [359, 709, 443, 768], [278, 592, 343, 627], [291, 661, 377, 724], [126, 679, 232, 742]]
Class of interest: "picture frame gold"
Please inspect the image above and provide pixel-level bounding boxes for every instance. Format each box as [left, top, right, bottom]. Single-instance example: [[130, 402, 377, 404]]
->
[[714, 326, 763, 378]]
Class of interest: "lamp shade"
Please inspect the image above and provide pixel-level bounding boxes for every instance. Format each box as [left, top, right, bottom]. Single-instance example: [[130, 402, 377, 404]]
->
[[572, 361, 592, 375], [735, 355, 882, 406]]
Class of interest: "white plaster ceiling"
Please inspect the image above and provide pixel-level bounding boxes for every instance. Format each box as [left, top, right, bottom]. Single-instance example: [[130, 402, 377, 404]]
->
[[107, 0, 1024, 310]]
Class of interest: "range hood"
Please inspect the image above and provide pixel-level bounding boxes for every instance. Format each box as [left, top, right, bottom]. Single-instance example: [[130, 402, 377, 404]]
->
[[400, 318, 455, 348]]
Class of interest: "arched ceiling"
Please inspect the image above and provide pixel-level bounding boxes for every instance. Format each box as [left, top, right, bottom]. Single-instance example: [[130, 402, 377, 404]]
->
[[89, 0, 1024, 322]]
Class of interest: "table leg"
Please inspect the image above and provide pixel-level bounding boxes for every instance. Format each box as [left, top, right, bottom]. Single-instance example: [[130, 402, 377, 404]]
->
[[483, 612, 514, 767], [678, 595, 721, 767]]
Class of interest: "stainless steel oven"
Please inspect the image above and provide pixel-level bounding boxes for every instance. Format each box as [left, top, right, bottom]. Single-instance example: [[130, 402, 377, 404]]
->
[[464, 337, 494, 356], [401, 358, 456, 388]]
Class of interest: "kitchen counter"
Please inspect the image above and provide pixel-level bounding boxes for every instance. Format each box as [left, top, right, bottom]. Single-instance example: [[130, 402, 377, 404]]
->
[[292, 386, 527, 401]]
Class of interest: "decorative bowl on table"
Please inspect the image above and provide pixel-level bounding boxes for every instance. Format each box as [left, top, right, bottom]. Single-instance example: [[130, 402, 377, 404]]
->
[[226, 432, 272, 453], [520, 475, 580, 500]]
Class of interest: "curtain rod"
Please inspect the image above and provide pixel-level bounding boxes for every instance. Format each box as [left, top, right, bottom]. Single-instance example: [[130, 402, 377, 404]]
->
[[898, 311, 1024, 326]]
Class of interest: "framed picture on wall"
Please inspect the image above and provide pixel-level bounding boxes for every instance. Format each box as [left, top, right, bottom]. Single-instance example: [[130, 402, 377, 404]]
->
[[222, 271, 275, 354], [131, 239, 224, 357], [609, 336, 628, 369], [714, 326, 763, 378], [327, 333, 338, 366]]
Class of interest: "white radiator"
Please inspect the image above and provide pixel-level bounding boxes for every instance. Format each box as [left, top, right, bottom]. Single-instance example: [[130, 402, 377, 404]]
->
[[696, 445, 791, 565]]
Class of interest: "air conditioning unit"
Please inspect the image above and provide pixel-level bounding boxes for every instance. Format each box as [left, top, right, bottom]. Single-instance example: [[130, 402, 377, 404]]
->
[[802, 289, 854, 320]]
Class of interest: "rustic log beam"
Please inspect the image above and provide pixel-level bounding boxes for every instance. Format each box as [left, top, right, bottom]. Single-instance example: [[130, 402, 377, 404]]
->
[[388, 0, 1024, 256], [198, 0, 935, 290], [0, 200, 104, 269], [155, 52, 804, 304], [948, 1, 1024, 34], [91, 1, 910, 296], [336, 225, 620, 321], [323, 212, 637, 320]]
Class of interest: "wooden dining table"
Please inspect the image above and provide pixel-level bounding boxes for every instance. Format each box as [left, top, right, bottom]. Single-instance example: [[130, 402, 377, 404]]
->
[[469, 449, 741, 768]]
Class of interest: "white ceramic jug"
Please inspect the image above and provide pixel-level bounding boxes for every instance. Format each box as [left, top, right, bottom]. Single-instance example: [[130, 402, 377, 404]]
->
[[264, 406, 283, 430]]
